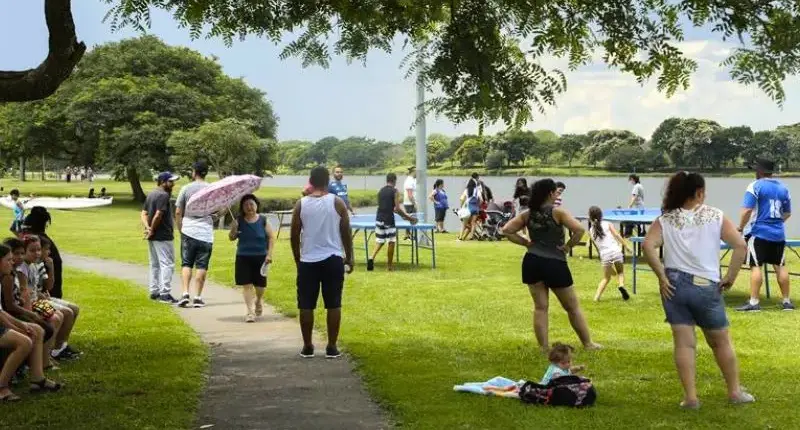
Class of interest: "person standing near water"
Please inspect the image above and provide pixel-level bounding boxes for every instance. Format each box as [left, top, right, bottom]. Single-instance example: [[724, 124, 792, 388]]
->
[[175, 162, 213, 308], [368, 173, 418, 271], [328, 166, 355, 215], [642, 171, 753, 409], [736, 158, 794, 312], [230, 194, 275, 323], [429, 179, 448, 233], [628, 174, 645, 209], [290, 166, 355, 359], [501, 178, 601, 352]]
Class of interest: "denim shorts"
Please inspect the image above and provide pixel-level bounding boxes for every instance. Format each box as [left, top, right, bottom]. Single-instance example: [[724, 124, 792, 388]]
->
[[662, 269, 729, 330], [181, 234, 213, 270]]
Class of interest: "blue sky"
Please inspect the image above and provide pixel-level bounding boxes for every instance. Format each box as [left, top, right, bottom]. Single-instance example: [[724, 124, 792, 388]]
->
[[2, 1, 799, 142]]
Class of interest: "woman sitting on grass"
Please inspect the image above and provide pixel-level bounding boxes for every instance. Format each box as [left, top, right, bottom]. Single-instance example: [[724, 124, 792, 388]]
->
[[501, 179, 601, 352], [0, 243, 62, 400], [642, 171, 753, 409], [587, 206, 631, 301]]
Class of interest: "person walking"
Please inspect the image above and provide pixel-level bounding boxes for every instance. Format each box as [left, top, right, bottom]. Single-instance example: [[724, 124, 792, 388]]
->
[[736, 158, 794, 312], [8, 189, 24, 235], [428, 179, 448, 233], [175, 162, 214, 308], [501, 178, 601, 352], [642, 171, 753, 409], [328, 166, 355, 215], [367, 173, 418, 271], [141, 172, 180, 304], [229, 194, 275, 323], [290, 166, 355, 359]]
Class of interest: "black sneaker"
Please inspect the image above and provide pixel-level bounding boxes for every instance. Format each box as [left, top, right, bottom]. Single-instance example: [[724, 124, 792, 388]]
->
[[177, 293, 191, 308], [782, 301, 796, 311], [736, 302, 761, 312], [64, 345, 83, 357], [158, 294, 178, 304], [53, 347, 80, 361], [367, 259, 375, 271], [192, 297, 206, 308], [299, 345, 315, 358], [149, 292, 160, 300], [325, 346, 342, 359], [619, 286, 630, 301]]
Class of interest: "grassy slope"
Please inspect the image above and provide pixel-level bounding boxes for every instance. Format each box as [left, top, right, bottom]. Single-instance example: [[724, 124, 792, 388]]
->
[[1, 269, 206, 430], [5, 203, 800, 429]]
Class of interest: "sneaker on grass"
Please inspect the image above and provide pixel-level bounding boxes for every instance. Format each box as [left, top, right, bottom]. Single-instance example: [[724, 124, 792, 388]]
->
[[149, 292, 159, 301], [782, 301, 796, 311], [158, 293, 178, 304], [730, 391, 755, 404], [736, 302, 761, 312]]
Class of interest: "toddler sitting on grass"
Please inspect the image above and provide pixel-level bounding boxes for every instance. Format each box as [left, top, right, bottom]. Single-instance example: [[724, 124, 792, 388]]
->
[[541, 343, 586, 385]]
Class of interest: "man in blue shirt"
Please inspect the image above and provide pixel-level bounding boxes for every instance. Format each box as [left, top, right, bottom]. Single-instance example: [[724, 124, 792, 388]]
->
[[328, 166, 355, 215], [736, 158, 794, 312]]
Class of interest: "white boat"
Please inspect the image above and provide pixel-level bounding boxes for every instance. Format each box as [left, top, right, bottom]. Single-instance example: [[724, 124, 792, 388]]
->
[[0, 196, 113, 210]]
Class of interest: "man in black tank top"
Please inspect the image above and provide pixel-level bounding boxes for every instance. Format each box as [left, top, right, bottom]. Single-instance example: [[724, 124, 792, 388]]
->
[[368, 173, 417, 271]]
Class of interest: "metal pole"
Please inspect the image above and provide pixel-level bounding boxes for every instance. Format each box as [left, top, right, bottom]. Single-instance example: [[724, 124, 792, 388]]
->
[[415, 69, 427, 224]]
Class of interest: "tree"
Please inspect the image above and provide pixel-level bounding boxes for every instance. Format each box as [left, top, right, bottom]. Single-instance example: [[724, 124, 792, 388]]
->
[[673, 119, 723, 169], [456, 138, 486, 166], [283, 144, 312, 171], [485, 150, 506, 170], [558, 134, 589, 167], [604, 145, 647, 172], [709, 126, 752, 169], [533, 130, 559, 164], [742, 131, 790, 168], [6, 0, 789, 123], [584, 130, 645, 166], [168, 119, 264, 177], [5, 36, 278, 201], [427, 134, 449, 166], [491, 131, 538, 166], [307, 136, 340, 165], [650, 117, 682, 165], [328, 137, 383, 168]]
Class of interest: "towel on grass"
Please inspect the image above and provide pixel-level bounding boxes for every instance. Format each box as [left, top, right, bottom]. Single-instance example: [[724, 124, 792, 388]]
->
[[453, 376, 523, 399]]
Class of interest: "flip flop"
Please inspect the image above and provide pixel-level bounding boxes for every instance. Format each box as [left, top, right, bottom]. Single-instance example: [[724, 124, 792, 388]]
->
[[0, 393, 21, 403], [30, 378, 62, 393]]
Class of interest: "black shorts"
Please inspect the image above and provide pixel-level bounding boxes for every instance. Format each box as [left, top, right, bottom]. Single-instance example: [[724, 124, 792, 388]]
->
[[746, 235, 786, 267], [404, 204, 416, 215], [435, 208, 447, 222], [235, 254, 267, 287], [181, 234, 213, 270], [297, 255, 345, 310], [521, 253, 573, 288]]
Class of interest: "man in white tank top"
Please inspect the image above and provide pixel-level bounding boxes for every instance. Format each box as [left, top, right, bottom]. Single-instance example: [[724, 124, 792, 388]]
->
[[290, 166, 354, 359]]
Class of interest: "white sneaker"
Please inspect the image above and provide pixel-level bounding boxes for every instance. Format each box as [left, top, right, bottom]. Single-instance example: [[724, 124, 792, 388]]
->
[[730, 391, 755, 404], [245, 314, 255, 323]]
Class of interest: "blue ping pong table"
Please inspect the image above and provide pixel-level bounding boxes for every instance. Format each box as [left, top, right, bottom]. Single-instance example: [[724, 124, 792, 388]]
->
[[630, 236, 800, 297], [350, 213, 437, 268], [575, 208, 659, 259]]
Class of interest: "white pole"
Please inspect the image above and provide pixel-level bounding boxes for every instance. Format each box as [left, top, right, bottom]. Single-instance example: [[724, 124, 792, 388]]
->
[[415, 68, 427, 224]]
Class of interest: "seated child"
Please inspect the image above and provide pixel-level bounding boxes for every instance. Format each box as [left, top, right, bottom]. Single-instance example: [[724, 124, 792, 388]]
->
[[540, 343, 585, 385], [36, 237, 81, 360]]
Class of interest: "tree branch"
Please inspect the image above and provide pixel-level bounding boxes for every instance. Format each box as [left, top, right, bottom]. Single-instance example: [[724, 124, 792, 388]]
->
[[0, 0, 86, 102]]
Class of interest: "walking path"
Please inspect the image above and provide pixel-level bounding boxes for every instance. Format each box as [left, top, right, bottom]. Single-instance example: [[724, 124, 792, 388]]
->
[[64, 254, 389, 430]]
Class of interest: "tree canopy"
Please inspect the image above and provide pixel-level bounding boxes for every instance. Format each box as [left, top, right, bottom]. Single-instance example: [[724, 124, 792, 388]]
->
[[4, 1, 800, 131]]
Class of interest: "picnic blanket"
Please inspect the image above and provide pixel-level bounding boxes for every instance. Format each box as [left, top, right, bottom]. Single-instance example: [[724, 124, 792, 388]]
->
[[453, 376, 523, 399]]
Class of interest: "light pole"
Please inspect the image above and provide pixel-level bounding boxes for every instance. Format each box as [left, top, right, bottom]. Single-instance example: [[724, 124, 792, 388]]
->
[[414, 68, 427, 224]]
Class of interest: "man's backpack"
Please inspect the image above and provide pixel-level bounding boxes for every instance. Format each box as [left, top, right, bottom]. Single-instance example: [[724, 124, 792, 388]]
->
[[518, 375, 596, 407]]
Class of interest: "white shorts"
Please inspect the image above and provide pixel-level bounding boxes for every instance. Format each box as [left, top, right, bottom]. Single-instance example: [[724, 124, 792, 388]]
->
[[600, 251, 624, 267], [375, 222, 397, 244]]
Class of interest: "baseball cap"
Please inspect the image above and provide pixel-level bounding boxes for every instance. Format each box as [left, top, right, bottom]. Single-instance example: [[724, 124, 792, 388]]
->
[[156, 172, 180, 184], [747, 158, 775, 174]]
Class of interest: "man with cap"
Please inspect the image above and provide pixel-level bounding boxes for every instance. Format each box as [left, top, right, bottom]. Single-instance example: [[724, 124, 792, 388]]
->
[[141, 171, 180, 303], [175, 161, 214, 308], [402, 167, 417, 239], [737, 158, 794, 312]]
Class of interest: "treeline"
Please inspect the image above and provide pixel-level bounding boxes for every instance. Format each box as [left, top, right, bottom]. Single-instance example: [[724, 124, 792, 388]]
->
[[279, 119, 800, 172]]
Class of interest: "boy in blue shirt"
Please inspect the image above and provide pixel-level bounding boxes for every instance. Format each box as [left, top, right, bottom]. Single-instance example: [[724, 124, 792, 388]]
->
[[737, 158, 794, 311]]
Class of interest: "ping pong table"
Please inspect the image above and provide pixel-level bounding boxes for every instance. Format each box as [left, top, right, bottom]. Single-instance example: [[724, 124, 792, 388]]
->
[[629, 236, 800, 297], [350, 213, 437, 268], [575, 208, 659, 258]]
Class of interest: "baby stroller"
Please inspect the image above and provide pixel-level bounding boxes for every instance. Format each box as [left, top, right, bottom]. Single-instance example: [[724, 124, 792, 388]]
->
[[481, 201, 514, 241]]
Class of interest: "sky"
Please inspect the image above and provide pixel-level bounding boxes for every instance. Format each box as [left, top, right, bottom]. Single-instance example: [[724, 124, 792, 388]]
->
[[2, 1, 799, 143]]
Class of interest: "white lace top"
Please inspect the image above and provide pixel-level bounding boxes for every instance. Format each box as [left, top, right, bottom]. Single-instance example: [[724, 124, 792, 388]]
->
[[659, 205, 723, 282]]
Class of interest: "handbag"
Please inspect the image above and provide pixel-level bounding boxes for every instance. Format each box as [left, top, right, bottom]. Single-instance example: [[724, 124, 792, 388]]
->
[[457, 207, 471, 220], [32, 299, 56, 319]]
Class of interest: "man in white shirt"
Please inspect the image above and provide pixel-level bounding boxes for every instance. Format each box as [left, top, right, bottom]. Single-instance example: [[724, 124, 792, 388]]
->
[[175, 161, 214, 308], [402, 167, 417, 240]]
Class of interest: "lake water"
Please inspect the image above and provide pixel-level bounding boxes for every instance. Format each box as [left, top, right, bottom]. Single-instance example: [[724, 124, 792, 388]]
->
[[263, 174, 800, 237]]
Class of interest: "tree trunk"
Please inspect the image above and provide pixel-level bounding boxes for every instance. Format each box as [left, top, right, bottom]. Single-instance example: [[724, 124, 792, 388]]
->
[[127, 165, 146, 203], [0, 0, 86, 102], [18, 157, 26, 182], [41, 154, 46, 181]]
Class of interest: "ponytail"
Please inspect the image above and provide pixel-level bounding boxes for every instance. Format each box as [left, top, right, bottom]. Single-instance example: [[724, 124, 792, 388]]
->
[[588, 206, 605, 240], [662, 171, 706, 213]]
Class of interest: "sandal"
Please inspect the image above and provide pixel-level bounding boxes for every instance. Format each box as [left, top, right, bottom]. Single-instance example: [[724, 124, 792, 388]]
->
[[0, 386, 21, 403], [30, 378, 62, 393]]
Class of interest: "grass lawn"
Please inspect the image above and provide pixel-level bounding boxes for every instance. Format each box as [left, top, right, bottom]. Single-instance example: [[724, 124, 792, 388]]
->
[[0, 268, 206, 430], [4, 204, 800, 429]]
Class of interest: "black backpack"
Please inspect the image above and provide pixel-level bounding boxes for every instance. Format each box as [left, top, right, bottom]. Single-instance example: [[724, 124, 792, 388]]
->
[[518, 375, 597, 407]]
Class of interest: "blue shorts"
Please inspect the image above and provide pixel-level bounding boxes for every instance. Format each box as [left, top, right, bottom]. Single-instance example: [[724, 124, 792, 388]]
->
[[662, 269, 729, 330], [181, 234, 213, 270]]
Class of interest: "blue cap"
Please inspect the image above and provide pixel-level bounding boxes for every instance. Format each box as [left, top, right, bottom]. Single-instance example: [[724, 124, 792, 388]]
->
[[156, 172, 180, 184]]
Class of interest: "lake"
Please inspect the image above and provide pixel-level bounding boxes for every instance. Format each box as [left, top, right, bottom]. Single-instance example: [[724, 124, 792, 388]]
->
[[263, 174, 800, 237]]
